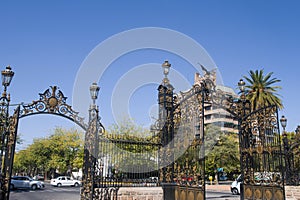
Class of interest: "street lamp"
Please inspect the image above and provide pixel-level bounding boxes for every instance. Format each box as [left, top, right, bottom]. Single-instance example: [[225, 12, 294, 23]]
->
[[1, 66, 14, 97], [238, 79, 245, 92], [0, 65, 14, 200], [280, 115, 293, 185], [89, 82, 100, 121], [0, 66, 15, 169], [280, 115, 287, 132], [90, 82, 100, 105], [162, 60, 171, 85], [238, 79, 245, 100]]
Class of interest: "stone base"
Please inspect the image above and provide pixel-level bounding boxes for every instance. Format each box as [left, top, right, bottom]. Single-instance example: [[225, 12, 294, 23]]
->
[[244, 185, 284, 200], [162, 184, 204, 200], [117, 187, 163, 200], [285, 186, 300, 200], [114, 185, 298, 200]]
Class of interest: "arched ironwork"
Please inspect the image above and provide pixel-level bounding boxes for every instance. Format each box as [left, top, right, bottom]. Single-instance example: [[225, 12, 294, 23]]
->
[[0, 86, 92, 200], [19, 86, 88, 130]]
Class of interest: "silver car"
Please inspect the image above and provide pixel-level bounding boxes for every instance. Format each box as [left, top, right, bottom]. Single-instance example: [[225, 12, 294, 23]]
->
[[10, 176, 45, 190]]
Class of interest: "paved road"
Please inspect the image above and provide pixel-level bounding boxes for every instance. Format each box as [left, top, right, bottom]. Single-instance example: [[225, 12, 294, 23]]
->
[[10, 183, 80, 200], [206, 190, 240, 200], [9, 184, 239, 200]]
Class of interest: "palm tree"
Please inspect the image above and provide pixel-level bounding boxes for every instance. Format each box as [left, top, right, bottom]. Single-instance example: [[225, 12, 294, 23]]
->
[[243, 69, 283, 111]]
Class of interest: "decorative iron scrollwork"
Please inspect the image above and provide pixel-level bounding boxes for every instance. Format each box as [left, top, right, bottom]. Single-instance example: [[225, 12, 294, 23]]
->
[[19, 86, 87, 130]]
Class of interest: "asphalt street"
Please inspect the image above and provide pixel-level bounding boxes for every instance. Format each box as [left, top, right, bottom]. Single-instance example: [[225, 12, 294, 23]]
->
[[10, 183, 80, 200], [9, 183, 239, 200], [206, 190, 240, 200]]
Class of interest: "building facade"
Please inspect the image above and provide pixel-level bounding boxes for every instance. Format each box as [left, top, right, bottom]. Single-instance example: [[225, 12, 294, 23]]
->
[[194, 71, 238, 133]]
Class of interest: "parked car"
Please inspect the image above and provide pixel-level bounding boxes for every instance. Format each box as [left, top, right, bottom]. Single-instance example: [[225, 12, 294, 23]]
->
[[149, 177, 158, 182], [10, 176, 45, 190], [219, 174, 228, 181], [231, 174, 242, 195], [33, 174, 45, 181], [50, 176, 81, 187]]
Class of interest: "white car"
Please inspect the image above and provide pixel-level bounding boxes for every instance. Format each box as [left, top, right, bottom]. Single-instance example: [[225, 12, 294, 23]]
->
[[231, 174, 242, 195], [50, 176, 81, 187], [10, 176, 45, 190]]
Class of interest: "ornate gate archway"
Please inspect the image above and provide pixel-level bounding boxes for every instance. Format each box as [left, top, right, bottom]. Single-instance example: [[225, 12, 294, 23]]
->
[[0, 65, 287, 200], [0, 86, 100, 200]]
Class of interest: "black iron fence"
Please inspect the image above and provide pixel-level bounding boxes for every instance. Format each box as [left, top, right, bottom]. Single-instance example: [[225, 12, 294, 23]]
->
[[283, 132, 300, 186], [94, 134, 161, 189]]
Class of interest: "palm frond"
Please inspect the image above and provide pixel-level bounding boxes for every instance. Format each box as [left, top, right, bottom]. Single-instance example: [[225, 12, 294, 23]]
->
[[243, 69, 283, 110]]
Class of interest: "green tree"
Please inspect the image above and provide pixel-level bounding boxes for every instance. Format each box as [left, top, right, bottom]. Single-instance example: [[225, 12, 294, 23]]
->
[[205, 125, 240, 180], [29, 138, 52, 175], [13, 127, 84, 178], [243, 69, 283, 111], [47, 128, 84, 176], [283, 131, 300, 173], [13, 149, 36, 175]]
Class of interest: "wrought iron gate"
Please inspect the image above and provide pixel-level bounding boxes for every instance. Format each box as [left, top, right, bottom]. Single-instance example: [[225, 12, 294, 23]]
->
[[239, 105, 285, 200], [157, 62, 217, 200], [156, 61, 286, 200]]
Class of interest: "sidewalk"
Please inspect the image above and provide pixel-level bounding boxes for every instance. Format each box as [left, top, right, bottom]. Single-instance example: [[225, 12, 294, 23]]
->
[[206, 184, 231, 192]]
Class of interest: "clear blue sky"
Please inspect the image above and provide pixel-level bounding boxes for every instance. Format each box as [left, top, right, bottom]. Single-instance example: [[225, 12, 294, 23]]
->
[[1, 1, 300, 149]]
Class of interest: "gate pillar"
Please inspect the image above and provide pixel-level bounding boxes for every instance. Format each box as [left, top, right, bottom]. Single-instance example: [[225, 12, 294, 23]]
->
[[81, 83, 101, 200], [0, 106, 20, 200], [158, 61, 211, 200]]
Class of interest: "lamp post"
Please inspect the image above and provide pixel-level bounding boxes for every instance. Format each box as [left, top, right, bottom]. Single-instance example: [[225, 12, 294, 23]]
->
[[90, 82, 100, 107], [238, 78, 246, 100], [280, 115, 288, 156], [162, 60, 171, 85], [1, 66, 14, 97], [89, 81, 100, 164], [237, 78, 245, 200], [280, 115, 287, 133], [0, 65, 14, 200], [0, 66, 14, 172], [81, 82, 100, 200], [280, 115, 292, 185]]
